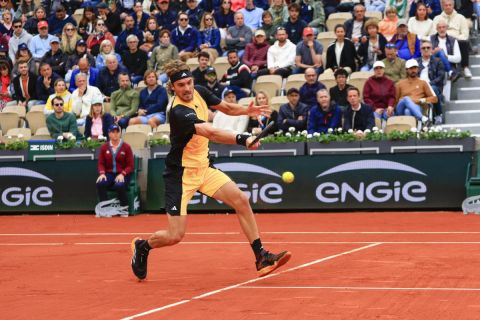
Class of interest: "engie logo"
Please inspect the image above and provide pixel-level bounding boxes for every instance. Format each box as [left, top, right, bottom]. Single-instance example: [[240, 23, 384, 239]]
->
[[0, 167, 53, 207], [189, 163, 284, 205], [315, 160, 427, 203]]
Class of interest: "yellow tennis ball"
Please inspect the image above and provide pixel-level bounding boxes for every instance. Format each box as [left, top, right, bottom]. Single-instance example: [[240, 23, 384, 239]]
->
[[282, 171, 294, 184]]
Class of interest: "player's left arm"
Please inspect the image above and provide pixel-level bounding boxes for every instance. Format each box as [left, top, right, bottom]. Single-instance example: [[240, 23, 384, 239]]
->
[[194, 122, 259, 150]]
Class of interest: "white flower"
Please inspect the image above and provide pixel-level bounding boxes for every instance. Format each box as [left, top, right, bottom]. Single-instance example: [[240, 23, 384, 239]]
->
[[301, 130, 308, 136], [364, 129, 371, 134], [379, 129, 384, 134], [337, 128, 343, 133], [327, 128, 333, 133], [372, 126, 379, 132], [69, 135, 76, 141], [57, 136, 64, 141], [410, 127, 417, 133], [313, 132, 320, 137], [348, 129, 353, 134], [422, 126, 429, 132], [17, 134, 23, 139], [98, 135, 106, 141], [456, 129, 461, 133], [87, 137, 92, 141], [7, 135, 11, 139], [148, 132, 153, 137], [285, 132, 292, 137], [307, 134, 313, 139], [288, 127, 295, 133], [162, 134, 169, 140]]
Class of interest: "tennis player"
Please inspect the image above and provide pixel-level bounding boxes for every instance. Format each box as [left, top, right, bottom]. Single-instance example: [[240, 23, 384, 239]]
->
[[131, 61, 291, 280]]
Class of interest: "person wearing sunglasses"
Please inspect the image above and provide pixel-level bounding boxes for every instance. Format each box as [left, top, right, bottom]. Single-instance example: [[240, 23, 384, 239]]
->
[[47, 5, 77, 37], [46, 96, 82, 140], [78, 6, 97, 40], [171, 12, 200, 61], [390, 19, 420, 60], [199, 13, 222, 60], [8, 18, 32, 64], [60, 22, 82, 56], [86, 18, 116, 57]]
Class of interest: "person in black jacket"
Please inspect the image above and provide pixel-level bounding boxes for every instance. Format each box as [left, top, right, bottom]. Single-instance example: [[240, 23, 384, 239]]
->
[[84, 97, 114, 140], [343, 87, 375, 138], [40, 37, 68, 77], [277, 88, 308, 132], [121, 34, 148, 85], [36, 62, 61, 103], [343, 4, 369, 44], [220, 49, 252, 91], [357, 19, 387, 71], [325, 24, 357, 73], [12, 61, 39, 110]]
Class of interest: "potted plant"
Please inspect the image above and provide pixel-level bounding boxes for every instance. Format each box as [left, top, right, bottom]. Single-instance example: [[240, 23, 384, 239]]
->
[[0, 136, 28, 162], [417, 127, 474, 153], [360, 127, 390, 154], [56, 135, 95, 160], [149, 135, 171, 159], [253, 127, 306, 156], [81, 135, 107, 159], [385, 128, 418, 153], [306, 128, 362, 155]]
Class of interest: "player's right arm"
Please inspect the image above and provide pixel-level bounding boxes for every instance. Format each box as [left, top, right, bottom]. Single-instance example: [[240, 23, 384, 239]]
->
[[195, 122, 260, 150]]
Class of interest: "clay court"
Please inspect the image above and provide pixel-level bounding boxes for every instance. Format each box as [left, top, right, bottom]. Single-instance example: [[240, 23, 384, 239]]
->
[[2, 212, 480, 320]]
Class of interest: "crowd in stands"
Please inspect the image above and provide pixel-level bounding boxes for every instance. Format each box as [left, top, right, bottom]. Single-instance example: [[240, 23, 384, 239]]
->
[[0, 0, 475, 143]]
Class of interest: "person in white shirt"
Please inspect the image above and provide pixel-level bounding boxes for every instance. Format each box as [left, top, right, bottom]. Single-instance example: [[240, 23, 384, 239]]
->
[[212, 89, 249, 133], [430, 19, 461, 82], [71, 73, 104, 126], [261, 27, 296, 78], [407, 2, 434, 41]]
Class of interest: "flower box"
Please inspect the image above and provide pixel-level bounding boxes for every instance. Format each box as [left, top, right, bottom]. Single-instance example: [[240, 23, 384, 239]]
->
[[360, 140, 391, 154], [209, 144, 250, 157], [55, 148, 95, 161], [0, 150, 28, 162], [251, 142, 306, 157], [150, 145, 171, 159], [416, 137, 475, 153], [386, 138, 418, 154], [307, 141, 362, 155]]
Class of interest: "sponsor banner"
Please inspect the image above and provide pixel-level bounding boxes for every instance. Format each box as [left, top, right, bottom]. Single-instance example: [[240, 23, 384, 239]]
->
[[147, 153, 471, 211], [0, 161, 98, 212]]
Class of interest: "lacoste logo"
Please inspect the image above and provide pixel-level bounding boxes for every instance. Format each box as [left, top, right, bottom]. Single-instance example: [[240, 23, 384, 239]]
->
[[95, 199, 129, 218]]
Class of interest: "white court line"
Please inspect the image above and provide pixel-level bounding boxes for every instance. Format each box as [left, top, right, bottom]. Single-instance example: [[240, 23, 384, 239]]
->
[[240, 286, 480, 292], [0, 243, 64, 246], [120, 243, 381, 320]]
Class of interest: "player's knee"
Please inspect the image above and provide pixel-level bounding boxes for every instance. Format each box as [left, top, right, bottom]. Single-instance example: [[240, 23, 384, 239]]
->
[[231, 190, 250, 209]]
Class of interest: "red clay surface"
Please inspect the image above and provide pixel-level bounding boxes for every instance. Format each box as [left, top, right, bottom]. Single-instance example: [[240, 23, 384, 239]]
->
[[1, 212, 480, 320]]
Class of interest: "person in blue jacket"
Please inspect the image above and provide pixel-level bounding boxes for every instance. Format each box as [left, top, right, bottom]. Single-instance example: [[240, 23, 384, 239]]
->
[[307, 88, 342, 134], [171, 12, 200, 61]]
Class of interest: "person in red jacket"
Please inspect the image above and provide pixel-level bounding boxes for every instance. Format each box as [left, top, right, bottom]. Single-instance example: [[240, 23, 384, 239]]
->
[[96, 124, 134, 212], [362, 60, 396, 122], [242, 29, 270, 78]]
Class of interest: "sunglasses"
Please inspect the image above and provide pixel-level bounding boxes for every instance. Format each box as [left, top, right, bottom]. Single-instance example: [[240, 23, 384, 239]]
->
[[97, 23, 105, 26], [13, 25, 22, 28], [66, 28, 75, 31], [421, 46, 431, 50], [53, 103, 64, 106], [205, 17, 212, 21], [179, 18, 188, 21], [0, 0, 8, 3]]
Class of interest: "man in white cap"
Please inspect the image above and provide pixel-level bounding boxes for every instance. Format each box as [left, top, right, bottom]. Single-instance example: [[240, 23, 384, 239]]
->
[[363, 60, 396, 121], [395, 59, 437, 125]]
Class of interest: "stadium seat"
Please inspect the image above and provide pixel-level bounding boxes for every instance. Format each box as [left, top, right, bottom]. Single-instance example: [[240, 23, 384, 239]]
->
[[238, 97, 255, 106], [365, 11, 383, 20], [348, 71, 373, 97], [126, 124, 152, 135], [26, 111, 46, 134], [155, 123, 170, 134], [3, 105, 26, 118], [285, 74, 305, 91], [254, 75, 282, 98], [316, 31, 336, 50], [270, 96, 289, 112], [384, 116, 417, 134], [73, 8, 84, 25], [29, 104, 45, 112], [6, 128, 31, 140], [103, 102, 110, 113], [123, 131, 148, 149], [0, 111, 20, 133], [32, 126, 52, 140], [326, 13, 352, 31], [213, 56, 230, 80], [318, 72, 336, 90], [186, 57, 199, 71]]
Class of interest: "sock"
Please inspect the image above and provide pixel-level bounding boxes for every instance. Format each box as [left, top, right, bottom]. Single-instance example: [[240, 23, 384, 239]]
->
[[140, 239, 151, 251], [251, 238, 265, 260]]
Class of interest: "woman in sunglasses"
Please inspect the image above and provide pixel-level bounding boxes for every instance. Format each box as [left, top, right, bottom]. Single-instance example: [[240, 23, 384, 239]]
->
[[86, 19, 116, 57], [78, 6, 97, 40], [199, 13, 222, 62], [61, 23, 82, 56]]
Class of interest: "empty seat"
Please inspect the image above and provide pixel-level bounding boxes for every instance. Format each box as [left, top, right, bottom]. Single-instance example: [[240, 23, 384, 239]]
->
[[285, 74, 305, 91], [317, 31, 336, 50], [123, 131, 148, 149], [213, 56, 230, 80], [0, 112, 20, 133], [253, 75, 282, 98], [3, 105, 26, 118], [186, 57, 199, 71], [326, 12, 352, 31], [318, 72, 336, 90], [73, 8, 84, 24], [126, 124, 152, 135], [365, 11, 383, 20], [348, 71, 373, 97], [6, 127, 31, 140], [26, 111, 46, 134], [29, 104, 46, 112], [384, 116, 417, 134], [270, 96, 289, 112]]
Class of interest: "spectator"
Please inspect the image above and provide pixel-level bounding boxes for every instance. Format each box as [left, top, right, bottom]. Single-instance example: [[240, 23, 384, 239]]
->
[[24, 6, 47, 36], [283, 3, 306, 45], [15, 0, 35, 22], [44, 78, 72, 115], [363, 61, 396, 121], [71, 72, 104, 126], [85, 96, 114, 140], [278, 87, 308, 132], [121, 34, 148, 85], [40, 36, 67, 77], [29, 20, 54, 61], [269, 0, 288, 27], [0, 11, 13, 37], [259, 10, 276, 45], [433, 0, 471, 78], [116, 15, 144, 55], [154, 0, 177, 31], [343, 87, 375, 136], [48, 5, 77, 37], [365, 0, 386, 13], [36, 62, 61, 102], [329, 68, 353, 111], [304, 0, 326, 33], [199, 0, 222, 13], [231, 0, 246, 12], [395, 59, 437, 124], [378, 6, 399, 41], [325, 24, 357, 74], [12, 43, 35, 77], [357, 19, 387, 72], [12, 61, 40, 110], [130, 2, 149, 31], [96, 40, 122, 70], [212, 89, 249, 133], [46, 96, 82, 140], [307, 88, 342, 134], [171, 12, 200, 61], [225, 12, 253, 57], [221, 49, 252, 92], [97, 2, 122, 36], [97, 54, 127, 100], [203, 66, 225, 99], [65, 39, 96, 83], [0, 61, 13, 109], [86, 19, 116, 57], [247, 90, 278, 135], [391, 19, 420, 60], [430, 19, 461, 81], [148, 29, 179, 84], [96, 123, 134, 214], [128, 70, 168, 128], [110, 72, 140, 129], [323, 0, 338, 19], [242, 29, 270, 78], [386, 0, 408, 18], [192, 51, 210, 87], [0, 43, 12, 70], [8, 18, 32, 64], [77, 6, 96, 40], [60, 22, 82, 56], [199, 12, 222, 61], [382, 42, 406, 83], [240, 0, 263, 31], [214, 0, 235, 30], [261, 26, 295, 78], [186, 0, 204, 29], [408, 2, 435, 41], [299, 67, 325, 108], [344, 4, 369, 46], [0, 0, 13, 22], [140, 18, 160, 54], [416, 40, 445, 124], [69, 57, 99, 91], [293, 26, 323, 74], [409, 0, 442, 20]]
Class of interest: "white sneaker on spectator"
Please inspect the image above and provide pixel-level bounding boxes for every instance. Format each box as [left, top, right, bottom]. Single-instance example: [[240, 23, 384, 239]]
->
[[421, 116, 429, 124], [464, 67, 473, 78]]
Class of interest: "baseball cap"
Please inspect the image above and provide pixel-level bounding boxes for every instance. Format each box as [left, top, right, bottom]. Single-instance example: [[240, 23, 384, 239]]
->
[[303, 27, 314, 36], [385, 43, 396, 49], [396, 18, 407, 27], [96, 2, 108, 9], [205, 66, 216, 75], [108, 124, 120, 132], [373, 61, 385, 69], [76, 39, 86, 46], [18, 43, 28, 51], [91, 96, 104, 106], [254, 29, 266, 37], [224, 88, 235, 95], [405, 59, 419, 69], [37, 20, 48, 29], [50, 36, 60, 44]]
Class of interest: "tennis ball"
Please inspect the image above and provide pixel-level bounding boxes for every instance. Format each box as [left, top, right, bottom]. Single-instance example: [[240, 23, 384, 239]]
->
[[282, 171, 294, 184]]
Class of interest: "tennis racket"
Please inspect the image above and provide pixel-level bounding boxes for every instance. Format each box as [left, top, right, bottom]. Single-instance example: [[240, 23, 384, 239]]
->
[[248, 121, 275, 148]]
